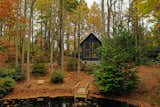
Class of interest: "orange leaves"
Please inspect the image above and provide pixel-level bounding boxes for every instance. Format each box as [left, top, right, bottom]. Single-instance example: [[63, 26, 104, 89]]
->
[[0, 0, 21, 20], [0, 40, 15, 67], [0, 0, 26, 38], [19, 16, 27, 24], [0, 0, 14, 18]]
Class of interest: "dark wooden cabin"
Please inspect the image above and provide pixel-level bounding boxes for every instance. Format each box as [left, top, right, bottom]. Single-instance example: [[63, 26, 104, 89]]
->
[[80, 33, 102, 61]]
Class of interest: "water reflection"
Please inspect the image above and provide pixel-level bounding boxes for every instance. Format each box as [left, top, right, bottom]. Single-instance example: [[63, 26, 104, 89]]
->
[[2, 97, 137, 107]]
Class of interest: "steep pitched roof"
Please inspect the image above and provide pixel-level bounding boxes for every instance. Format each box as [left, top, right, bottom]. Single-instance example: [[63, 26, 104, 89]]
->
[[80, 32, 102, 46]]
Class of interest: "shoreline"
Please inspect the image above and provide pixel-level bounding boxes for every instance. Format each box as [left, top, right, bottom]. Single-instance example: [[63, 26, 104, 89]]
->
[[1, 91, 152, 107], [1, 66, 160, 107]]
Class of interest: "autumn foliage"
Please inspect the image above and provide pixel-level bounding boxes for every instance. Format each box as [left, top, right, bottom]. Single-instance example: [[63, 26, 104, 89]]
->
[[0, 40, 16, 67]]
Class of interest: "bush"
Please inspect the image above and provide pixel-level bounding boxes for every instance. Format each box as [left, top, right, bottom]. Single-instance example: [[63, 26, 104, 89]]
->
[[83, 63, 100, 74], [14, 67, 25, 81], [0, 67, 25, 81], [67, 58, 77, 71], [95, 66, 139, 95], [50, 71, 64, 84], [31, 48, 50, 63], [32, 63, 48, 76], [0, 77, 16, 98], [66, 58, 84, 71]]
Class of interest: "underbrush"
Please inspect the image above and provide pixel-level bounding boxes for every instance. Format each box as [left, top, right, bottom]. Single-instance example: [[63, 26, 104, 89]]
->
[[83, 62, 100, 74], [66, 58, 84, 71], [0, 67, 25, 81], [50, 70, 64, 84], [0, 77, 15, 98], [32, 63, 48, 76]]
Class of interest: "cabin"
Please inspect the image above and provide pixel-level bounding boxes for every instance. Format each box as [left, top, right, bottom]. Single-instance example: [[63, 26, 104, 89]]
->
[[80, 33, 102, 61]]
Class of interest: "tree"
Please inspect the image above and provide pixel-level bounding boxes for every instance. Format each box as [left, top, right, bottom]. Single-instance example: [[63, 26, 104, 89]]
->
[[76, 0, 89, 72], [135, 0, 160, 19], [15, 0, 20, 68], [26, 0, 36, 83], [21, 0, 27, 73], [59, 0, 64, 71], [101, 0, 105, 33], [50, 0, 57, 71], [88, 2, 103, 32]]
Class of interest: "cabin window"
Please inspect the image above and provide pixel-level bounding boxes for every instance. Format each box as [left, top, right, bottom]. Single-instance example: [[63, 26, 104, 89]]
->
[[83, 41, 99, 59], [80, 33, 102, 61]]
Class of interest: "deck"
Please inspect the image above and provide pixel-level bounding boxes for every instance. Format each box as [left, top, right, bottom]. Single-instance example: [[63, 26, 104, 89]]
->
[[74, 82, 89, 100]]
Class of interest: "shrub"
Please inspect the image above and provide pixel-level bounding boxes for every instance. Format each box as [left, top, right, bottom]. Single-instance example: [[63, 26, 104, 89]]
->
[[0, 68, 15, 77], [13, 67, 25, 81], [0, 77, 16, 98], [83, 63, 100, 74], [50, 71, 64, 84], [67, 58, 77, 71], [66, 58, 84, 71], [32, 63, 48, 76], [95, 66, 139, 95], [0, 67, 25, 81], [31, 48, 50, 63], [156, 53, 160, 62]]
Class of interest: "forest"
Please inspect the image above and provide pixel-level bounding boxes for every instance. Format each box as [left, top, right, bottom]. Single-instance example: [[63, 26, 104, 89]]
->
[[0, 0, 160, 107]]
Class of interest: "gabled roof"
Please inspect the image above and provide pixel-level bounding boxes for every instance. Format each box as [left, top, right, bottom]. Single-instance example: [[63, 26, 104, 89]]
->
[[80, 32, 102, 46]]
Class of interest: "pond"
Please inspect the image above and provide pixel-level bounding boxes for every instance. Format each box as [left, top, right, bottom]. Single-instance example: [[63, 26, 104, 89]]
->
[[1, 97, 137, 107]]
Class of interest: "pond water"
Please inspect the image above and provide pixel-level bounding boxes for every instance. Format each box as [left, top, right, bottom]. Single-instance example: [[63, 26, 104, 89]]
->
[[2, 97, 137, 107]]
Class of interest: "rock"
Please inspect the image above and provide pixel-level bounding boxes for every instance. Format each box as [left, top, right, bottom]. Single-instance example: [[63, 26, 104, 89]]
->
[[37, 80, 45, 85], [37, 98, 44, 101], [3, 101, 9, 105]]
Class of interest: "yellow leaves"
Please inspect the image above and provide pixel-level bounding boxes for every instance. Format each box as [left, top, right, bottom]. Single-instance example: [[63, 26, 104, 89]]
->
[[87, 2, 102, 32], [35, 0, 53, 12], [135, 0, 160, 18]]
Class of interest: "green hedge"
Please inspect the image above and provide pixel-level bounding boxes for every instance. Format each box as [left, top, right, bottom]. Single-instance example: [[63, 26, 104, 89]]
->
[[32, 63, 48, 76], [50, 71, 64, 84], [0, 77, 16, 98]]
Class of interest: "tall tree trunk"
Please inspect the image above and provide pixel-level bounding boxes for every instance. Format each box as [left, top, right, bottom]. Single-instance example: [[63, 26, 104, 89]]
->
[[66, 32, 70, 55], [21, 0, 27, 73], [107, 0, 112, 38], [48, 19, 51, 50], [112, 1, 116, 36], [44, 19, 48, 50], [31, 16, 34, 52], [27, 0, 36, 83], [50, 0, 56, 72], [77, 23, 80, 73], [0, 23, 2, 36], [127, 0, 131, 32], [59, 0, 64, 71], [101, 0, 105, 33], [73, 23, 77, 71], [15, 0, 19, 68], [40, 12, 43, 49], [77, 8, 81, 73], [50, 29, 54, 71], [131, 0, 140, 63]]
